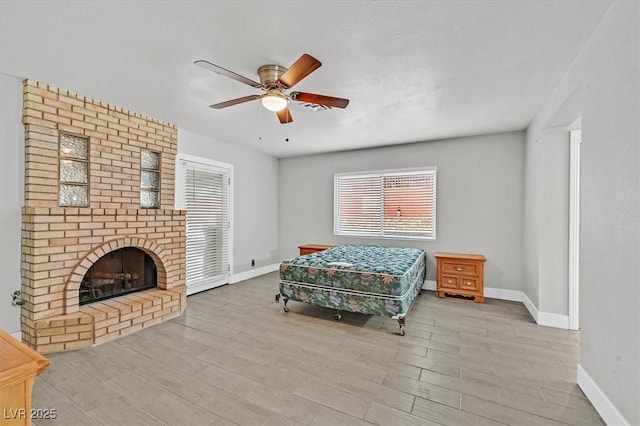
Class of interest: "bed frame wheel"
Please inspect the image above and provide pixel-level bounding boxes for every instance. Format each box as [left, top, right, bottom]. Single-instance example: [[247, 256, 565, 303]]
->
[[276, 293, 289, 312], [393, 314, 406, 336], [334, 310, 342, 321]]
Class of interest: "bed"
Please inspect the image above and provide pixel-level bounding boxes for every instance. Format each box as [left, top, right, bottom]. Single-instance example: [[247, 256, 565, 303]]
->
[[277, 244, 426, 335]]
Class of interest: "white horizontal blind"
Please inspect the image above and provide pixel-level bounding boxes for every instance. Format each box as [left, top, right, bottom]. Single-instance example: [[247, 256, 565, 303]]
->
[[334, 168, 436, 240], [334, 174, 383, 236], [180, 159, 230, 291]]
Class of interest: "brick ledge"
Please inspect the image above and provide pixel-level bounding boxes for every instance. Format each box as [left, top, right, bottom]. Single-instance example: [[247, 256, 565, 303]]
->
[[31, 286, 186, 353]]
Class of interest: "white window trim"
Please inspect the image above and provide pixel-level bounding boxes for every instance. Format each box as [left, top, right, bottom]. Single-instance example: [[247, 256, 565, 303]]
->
[[333, 166, 437, 241]]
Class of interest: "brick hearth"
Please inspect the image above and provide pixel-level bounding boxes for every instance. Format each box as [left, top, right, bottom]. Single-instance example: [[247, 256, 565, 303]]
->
[[20, 80, 186, 353]]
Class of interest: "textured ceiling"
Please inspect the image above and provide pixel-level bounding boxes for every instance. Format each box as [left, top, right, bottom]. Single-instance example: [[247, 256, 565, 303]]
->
[[0, 1, 610, 158]]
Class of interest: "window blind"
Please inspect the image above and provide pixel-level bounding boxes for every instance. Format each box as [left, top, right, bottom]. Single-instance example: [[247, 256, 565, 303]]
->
[[180, 160, 230, 290], [334, 168, 436, 240]]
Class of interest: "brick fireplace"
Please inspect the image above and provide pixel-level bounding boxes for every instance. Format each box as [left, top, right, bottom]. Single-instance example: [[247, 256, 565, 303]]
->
[[20, 80, 186, 353]]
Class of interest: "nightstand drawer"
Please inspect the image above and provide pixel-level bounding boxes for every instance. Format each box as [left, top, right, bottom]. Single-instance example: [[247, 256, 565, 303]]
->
[[459, 277, 479, 291], [440, 275, 459, 289], [441, 261, 479, 276]]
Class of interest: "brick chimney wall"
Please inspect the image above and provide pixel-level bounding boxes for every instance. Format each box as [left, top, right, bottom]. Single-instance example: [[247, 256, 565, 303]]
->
[[20, 80, 186, 353]]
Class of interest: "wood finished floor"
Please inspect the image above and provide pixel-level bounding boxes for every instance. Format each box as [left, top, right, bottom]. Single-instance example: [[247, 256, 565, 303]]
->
[[33, 272, 603, 426]]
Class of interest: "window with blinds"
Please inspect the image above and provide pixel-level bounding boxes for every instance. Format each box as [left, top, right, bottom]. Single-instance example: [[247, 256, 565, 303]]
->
[[334, 168, 437, 240], [179, 158, 231, 293]]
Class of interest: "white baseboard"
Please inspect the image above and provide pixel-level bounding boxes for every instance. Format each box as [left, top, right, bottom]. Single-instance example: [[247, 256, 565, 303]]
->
[[537, 311, 569, 329], [521, 292, 540, 322], [11, 331, 22, 341], [421, 279, 436, 290], [577, 364, 630, 426], [235, 271, 621, 424], [483, 287, 523, 302], [423, 282, 523, 304], [234, 270, 572, 329], [520, 291, 570, 329], [426, 285, 617, 424], [424, 282, 570, 330], [230, 263, 279, 284]]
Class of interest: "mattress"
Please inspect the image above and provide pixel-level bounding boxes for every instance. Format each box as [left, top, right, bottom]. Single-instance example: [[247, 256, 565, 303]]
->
[[280, 244, 425, 296], [279, 245, 426, 317]]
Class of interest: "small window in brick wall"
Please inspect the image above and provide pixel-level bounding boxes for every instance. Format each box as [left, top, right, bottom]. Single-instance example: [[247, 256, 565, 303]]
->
[[59, 134, 89, 207], [140, 151, 160, 208]]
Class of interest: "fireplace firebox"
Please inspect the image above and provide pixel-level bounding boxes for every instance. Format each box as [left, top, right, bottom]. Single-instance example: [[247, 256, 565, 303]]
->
[[79, 247, 157, 305]]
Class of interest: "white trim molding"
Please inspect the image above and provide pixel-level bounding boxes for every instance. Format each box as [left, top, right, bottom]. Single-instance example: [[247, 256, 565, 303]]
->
[[483, 287, 523, 302], [569, 129, 581, 330], [230, 263, 279, 284], [538, 311, 570, 329], [577, 364, 630, 426], [423, 281, 523, 303], [235, 269, 616, 424], [235, 271, 572, 330], [521, 291, 570, 329], [176, 153, 235, 296], [422, 283, 570, 328], [421, 279, 437, 291]]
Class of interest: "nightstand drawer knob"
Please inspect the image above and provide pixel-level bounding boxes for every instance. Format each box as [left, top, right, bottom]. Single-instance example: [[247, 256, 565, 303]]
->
[[465, 281, 472, 286], [455, 267, 463, 271], [447, 279, 453, 284]]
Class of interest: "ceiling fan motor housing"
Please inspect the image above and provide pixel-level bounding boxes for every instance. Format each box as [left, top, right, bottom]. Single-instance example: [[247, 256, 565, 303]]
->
[[257, 64, 287, 87]]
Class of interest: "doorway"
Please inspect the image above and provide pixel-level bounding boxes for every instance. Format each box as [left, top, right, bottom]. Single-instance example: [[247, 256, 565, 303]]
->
[[177, 154, 233, 295]]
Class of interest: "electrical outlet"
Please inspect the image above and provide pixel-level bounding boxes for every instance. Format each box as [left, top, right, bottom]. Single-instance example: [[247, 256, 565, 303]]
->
[[251, 259, 255, 267]]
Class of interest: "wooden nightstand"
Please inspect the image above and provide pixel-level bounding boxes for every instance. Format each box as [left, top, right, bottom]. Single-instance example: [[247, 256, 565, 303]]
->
[[435, 252, 486, 303], [298, 244, 334, 256], [0, 330, 50, 426]]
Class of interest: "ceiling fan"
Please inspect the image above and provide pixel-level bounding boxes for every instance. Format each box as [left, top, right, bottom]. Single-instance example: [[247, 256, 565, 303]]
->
[[194, 54, 349, 124]]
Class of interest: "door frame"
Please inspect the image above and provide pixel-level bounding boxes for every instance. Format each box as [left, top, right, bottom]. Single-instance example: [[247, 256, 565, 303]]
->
[[176, 153, 234, 295], [569, 128, 581, 330]]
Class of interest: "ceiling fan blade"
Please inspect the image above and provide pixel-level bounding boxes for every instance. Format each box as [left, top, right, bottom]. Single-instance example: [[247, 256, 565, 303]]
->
[[195, 60, 263, 89], [276, 107, 293, 124], [278, 54, 321, 88], [290, 91, 350, 109], [210, 95, 260, 109]]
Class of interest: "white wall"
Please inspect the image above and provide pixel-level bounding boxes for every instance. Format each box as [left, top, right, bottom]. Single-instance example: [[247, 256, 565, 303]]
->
[[0, 73, 25, 334], [523, 127, 570, 316], [524, 2, 639, 424], [278, 131, 525, 291], [177, 129, 280, 274], [522, 132, 541, 308], [537, 130, 570, 316]]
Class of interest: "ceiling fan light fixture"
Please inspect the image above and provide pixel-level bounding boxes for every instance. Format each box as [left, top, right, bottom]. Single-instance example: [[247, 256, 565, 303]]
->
[[195, 54, 349, 124], [260, 92, 288, 112]]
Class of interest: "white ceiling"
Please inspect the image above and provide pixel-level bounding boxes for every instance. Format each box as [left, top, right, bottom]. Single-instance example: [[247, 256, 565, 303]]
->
[[0, 1, 610, 158]]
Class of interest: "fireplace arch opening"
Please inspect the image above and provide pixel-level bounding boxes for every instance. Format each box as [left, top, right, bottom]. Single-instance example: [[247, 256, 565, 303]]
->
[[79, 246, 157, 305]]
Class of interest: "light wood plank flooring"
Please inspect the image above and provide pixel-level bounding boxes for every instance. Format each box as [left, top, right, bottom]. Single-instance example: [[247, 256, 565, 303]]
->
[[32, 272, 603, 425]]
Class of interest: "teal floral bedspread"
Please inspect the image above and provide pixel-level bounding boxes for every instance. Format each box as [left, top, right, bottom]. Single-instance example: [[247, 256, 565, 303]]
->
[[279, 245, 426, 318], [279, 245, 425, 296]]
